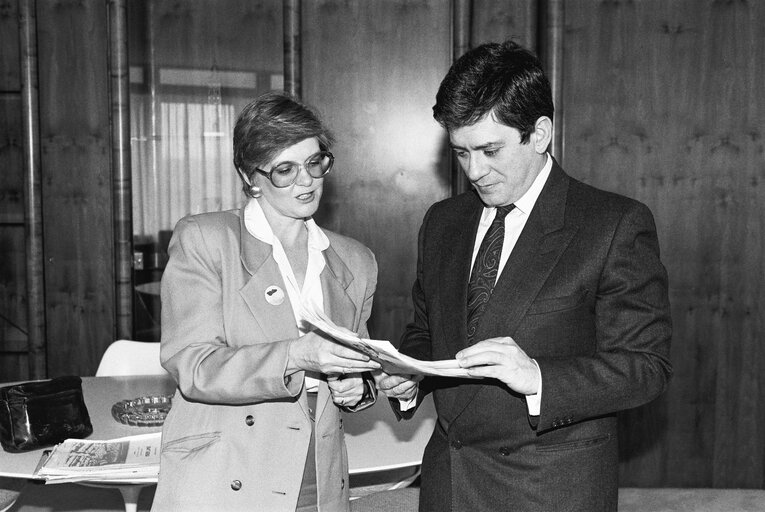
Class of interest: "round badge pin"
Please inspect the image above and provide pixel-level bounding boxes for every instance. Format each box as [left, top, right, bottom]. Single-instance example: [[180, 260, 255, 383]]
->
[[265, 285, 285, 306]]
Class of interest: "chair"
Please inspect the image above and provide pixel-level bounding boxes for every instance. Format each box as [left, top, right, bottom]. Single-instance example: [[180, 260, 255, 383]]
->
[[92, 340, 167, 512], [0, 477, 24, 512], [350, 466, 421, 500], [96, 339, 166, 377]]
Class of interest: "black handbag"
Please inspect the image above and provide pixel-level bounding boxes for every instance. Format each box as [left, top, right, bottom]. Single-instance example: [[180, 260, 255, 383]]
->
[[0, 375, 93, 452]]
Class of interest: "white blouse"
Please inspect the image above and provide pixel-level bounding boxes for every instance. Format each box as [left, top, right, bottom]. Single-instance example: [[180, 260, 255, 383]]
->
[[244, 198, 330, 392]]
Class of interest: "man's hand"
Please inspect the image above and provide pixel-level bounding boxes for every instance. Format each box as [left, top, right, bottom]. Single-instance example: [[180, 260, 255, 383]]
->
[[373, 371, 422, 401], [456, 337, 540, 395]]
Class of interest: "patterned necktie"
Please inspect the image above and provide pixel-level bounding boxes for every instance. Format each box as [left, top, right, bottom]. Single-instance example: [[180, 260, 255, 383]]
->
[[466, 204, 515, 344]]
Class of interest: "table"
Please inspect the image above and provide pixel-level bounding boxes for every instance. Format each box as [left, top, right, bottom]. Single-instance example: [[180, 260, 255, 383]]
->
[[0, 376, 173, 481], [0, 377, 173, 512], [1, 376, 435, 510]]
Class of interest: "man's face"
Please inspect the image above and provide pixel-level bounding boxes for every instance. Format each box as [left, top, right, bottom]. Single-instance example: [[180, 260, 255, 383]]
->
[[449, 114, 547, 207]]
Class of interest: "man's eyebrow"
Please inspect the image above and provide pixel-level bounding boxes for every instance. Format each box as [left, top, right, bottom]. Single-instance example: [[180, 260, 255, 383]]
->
[[449, 141, 505, 150]]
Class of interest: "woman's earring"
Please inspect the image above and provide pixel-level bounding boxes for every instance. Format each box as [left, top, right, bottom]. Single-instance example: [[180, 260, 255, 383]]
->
[[248, 185, 262, 198]]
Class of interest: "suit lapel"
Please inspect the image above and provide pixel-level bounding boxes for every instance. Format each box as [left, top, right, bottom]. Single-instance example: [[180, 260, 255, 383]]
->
[[448, 162, 577, 422], [477, 163, 577, 342], [439, 195, 484, 357]]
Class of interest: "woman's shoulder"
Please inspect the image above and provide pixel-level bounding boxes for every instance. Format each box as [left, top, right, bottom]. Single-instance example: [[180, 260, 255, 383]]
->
[[173, 208, 242, 236], [322, 228, 375, 263]]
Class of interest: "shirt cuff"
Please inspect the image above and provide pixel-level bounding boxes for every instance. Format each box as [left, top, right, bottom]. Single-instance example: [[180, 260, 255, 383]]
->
[[398, 387, 419, 412], [525, 359, 542, 416]]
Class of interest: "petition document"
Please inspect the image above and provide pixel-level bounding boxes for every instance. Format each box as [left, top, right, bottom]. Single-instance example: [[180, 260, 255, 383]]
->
[[300, 306, 470, 378]]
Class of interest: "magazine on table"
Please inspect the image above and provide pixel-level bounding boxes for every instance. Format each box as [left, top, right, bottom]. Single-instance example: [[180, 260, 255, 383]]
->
[[300, 305, 471, 378], [35, 432, 160, 484]]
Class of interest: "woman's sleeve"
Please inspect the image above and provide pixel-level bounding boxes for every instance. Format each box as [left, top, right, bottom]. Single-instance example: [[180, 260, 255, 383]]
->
[[160, 216, 303, 404], [355, 246, 378, 340]]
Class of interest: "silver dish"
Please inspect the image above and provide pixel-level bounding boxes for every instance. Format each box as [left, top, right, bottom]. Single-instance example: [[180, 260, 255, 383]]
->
[[111, 394, 173, 427]]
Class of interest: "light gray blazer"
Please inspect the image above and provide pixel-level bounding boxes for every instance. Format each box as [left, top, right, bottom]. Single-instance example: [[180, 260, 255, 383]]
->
[[152, 207, 377, 512]]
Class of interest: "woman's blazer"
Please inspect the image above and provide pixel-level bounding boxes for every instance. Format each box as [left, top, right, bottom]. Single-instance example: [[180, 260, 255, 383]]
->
[[151, 207, 378, 512]]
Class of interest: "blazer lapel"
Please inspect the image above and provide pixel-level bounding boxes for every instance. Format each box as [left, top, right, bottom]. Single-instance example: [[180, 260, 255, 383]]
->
[[320, 245, 356, 330], [315, 243, 357, 423], [237, 213, 299, 343]]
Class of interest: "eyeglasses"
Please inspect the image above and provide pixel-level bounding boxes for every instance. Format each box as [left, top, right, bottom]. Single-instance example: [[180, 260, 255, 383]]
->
[[255, 150, 334, 188]]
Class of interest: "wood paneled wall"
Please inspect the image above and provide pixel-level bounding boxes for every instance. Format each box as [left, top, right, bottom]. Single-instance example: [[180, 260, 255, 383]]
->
[[303, 0, 453, 343], [36, 0, 114, 376], [0, 0, 764, 489], [304, 0, 535, 342], [562, 0, 765, 488], [0, 0, 28, 380]]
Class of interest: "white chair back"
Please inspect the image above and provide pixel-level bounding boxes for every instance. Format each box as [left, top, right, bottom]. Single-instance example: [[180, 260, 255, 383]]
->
[[96, 339, 166, 377]]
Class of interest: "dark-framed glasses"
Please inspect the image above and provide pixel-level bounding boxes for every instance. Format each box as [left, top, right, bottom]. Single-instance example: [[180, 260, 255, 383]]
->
[[255, 150, 334, 188]]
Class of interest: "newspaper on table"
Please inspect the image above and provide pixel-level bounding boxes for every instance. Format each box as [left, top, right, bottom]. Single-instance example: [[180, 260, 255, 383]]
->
[[36, 432, 160, 484], [300, 306, 471, 378]]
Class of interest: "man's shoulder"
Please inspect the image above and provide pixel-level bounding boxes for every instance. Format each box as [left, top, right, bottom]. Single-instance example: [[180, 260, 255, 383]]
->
[[566, 172, 649, 215], [427, 191, 481, 218], [563, 172, 655, 232]]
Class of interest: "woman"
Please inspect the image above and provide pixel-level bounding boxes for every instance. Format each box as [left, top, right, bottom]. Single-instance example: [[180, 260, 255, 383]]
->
[[152, 92, 380, 512]]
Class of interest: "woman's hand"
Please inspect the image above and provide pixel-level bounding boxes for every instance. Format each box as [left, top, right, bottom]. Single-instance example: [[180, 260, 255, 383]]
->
[[287, 331, 381, 375], [327, 374, 365, 408]]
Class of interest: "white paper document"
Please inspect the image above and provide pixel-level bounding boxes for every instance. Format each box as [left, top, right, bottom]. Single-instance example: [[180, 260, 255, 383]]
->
[[300, 306, 471, 378], [36, 432, 160, 483]]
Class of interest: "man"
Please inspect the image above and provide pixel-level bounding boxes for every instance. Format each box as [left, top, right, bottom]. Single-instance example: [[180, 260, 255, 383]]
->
[[376, 40, 672, 511]]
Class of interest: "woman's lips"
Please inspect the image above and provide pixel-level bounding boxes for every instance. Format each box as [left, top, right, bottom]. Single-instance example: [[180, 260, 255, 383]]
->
[[295, 190, 316, 202]]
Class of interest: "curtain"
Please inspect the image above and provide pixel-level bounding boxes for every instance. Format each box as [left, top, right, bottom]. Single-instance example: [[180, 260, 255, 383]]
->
[[130, 94, 243, 240]]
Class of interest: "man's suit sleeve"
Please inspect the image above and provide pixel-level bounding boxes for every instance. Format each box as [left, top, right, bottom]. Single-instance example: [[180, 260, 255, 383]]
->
[[398, 205, 435, 361], [390, 206, 438, 420], [536, 201, 673, 431]]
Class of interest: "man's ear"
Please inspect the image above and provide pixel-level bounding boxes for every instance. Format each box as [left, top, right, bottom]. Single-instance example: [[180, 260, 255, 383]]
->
[[532, 116, 553, 154]]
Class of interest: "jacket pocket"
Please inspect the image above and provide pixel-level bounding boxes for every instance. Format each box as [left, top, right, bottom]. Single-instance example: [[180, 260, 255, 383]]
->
[[536, 432, 610, 453], [526, 290, 589, 315]]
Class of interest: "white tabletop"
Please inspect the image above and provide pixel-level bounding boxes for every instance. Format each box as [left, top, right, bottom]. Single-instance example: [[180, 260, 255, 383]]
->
[[0, 375, 435, 480]]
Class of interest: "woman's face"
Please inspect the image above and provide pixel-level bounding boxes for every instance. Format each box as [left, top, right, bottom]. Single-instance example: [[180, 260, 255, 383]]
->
[[255, 137, 325, 221]]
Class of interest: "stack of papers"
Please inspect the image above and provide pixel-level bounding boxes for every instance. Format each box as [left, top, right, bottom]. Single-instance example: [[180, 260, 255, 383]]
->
[[36, 432, 160, 484], [300, 306, 470, 378]]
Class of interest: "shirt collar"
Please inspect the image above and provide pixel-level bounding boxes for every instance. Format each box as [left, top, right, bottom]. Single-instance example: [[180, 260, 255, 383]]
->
[[243, 198, 330, 251], [514, 152, 552, 215], [481, 152, 553, 220]]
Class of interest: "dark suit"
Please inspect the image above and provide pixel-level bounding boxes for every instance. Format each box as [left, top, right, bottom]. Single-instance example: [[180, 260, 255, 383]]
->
[[397, 160, 672, 511]]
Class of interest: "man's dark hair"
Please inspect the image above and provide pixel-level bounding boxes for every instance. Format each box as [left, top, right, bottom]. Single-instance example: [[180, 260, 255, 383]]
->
[[433, 40, 554, 143]]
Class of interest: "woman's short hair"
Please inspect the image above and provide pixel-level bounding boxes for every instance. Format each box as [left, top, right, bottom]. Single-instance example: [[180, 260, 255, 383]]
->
[[432, 40, 554, 143], [233, 92, 334, 183]]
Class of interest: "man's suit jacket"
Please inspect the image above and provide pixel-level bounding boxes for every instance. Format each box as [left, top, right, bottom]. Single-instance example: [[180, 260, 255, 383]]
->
[[398, 160, 672, 511], [152, 207, 377, 512]]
